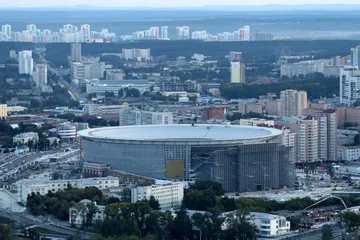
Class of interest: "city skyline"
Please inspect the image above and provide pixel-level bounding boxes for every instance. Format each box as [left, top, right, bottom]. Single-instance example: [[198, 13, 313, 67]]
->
[[1, 0, 360, 8]]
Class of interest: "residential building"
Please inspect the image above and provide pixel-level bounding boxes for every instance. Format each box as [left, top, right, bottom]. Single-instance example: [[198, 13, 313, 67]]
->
[[121, 48, 151, 61], [280, 60, 331, 77], [160, 26, 169, 39], [230, 62, 246, 83], [250, 212, 291, 237], [240, 118, 274, 126], [0, 104, 7, 119], [280, 90, 308, 117], [13, 132, 39, 146], [203, 107, 228, 120], [119, 108, 173, 126], [338, 146, 360, 161], [71, 61, 105, 81], [303, 109, 337, 161], [238, 102, 264, 115], [176, 26, 190, 40], [84, 104, 124, 121], [20, 176, 119, 203], [2, 24, 11, 41], [290, 117, 319, 162], [340, 66, 360, 106], [80, 24, 91, 41], [71, 43, 82, 62], [106, 69, 124, 80], [351, 46, 360, 67], [131, 182, 184, 210], [35, 64, 47, 89], [86, 80, 149, 96], [161, 80, 196, 92], [69, 199, 105, 226], [309, 102, 331, 110], [18, 50, 33, 75], [229, 51, 242, 62], [337, 106, 360, 127], [176, 56, 186, 67], [265, 100, 281, 116]]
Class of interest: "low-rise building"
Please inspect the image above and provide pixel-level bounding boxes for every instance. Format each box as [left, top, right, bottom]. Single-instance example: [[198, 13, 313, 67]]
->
[[240, 118, 275, 126], [69, 199, 105, 226], [338, 146, 360, 161], [131, 182, 184, 211], [86, 79, 149, 96], [13, 132, 39, 145], [250, 212, 291, 237], [203, 107, 228, 120], [20, 176, 119, 203]]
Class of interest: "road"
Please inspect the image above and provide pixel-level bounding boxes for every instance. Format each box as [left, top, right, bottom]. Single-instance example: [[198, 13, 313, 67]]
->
[[0, 211, 96, 239]]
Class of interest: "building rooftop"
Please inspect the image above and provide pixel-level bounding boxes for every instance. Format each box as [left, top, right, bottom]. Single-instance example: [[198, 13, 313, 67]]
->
[[21, 176, 118, 187], [79, 124, 282, 141], [250, 212, 285, 220]]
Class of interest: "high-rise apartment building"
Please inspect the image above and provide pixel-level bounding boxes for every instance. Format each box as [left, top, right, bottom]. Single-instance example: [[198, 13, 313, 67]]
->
[[229, 51, 242, 62], [230, 62, 246, 83], [290, 117, 319, 163], [176, 26, 190, 40], [2, 24, 11, 41], [119, 108, 173, 126], [35, 64, 47, 89], [81, 24, 91, 41], [160, 26, 169, 39], [340, 66, 360, 106], [0, 104, 7, 119], [303, 108, 338, 161], [280, 90, 308, 117], [26, 24, 37, 32], [18, 50, 33, 75], [71, 43, 82, 62], [351, 46, 360, 68]]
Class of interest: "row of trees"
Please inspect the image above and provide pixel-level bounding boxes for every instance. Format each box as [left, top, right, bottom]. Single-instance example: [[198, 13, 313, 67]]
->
[[45, 40, 358, 67], [220, 74, 339, 100], [26, 186, 131, 220]]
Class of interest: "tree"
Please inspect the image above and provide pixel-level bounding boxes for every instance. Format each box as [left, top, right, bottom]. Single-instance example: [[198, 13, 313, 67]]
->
[[191, 212, 205, 240], [224, 210, 257, 240], [105, 91, 115, 98], [0, 224, 16, 240], [322, 225, 333, 240], [148, 196, 160, 210], [169, 207, 193, 239], [121, 188, 131, 202], [339, 211, 360, 238], [85, 202, 99, 228], [52, 171, 63, 180], [190, 180, 225, 196]]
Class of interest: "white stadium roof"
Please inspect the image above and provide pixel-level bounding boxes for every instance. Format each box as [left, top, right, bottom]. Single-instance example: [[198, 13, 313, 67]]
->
[[79, 124, 282, 142]]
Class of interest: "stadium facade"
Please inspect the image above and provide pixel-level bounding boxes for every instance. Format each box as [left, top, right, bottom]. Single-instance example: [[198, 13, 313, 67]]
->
[[79, 125, 294, 192]]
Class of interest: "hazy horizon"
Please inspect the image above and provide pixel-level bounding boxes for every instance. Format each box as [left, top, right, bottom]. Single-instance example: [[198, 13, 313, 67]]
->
[[2, 0, 360, 8]]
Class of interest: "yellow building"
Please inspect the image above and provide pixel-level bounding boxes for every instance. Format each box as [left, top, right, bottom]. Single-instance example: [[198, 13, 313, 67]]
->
[[0, 104, 7, 119]]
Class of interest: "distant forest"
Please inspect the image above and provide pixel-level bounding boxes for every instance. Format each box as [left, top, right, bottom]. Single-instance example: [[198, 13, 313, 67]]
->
[[44, 40, 360, 67]]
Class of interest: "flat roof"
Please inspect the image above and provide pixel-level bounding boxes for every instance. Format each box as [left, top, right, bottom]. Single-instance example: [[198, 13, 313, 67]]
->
[[79, 124, 282, 142]]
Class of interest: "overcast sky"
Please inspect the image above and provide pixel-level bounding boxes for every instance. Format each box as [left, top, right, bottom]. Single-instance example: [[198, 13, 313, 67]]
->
[[1, 0, 360, 8]]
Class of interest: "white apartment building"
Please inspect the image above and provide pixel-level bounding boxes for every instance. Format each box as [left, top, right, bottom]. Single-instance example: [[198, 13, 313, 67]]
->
[[69, 199, 105, 225], [119, 108, 173, 126], [176, 26, 190, 40], [18, 50, 33, 75], [250, 212, 291, 237], [86, 80, 149, 96], [338, 146, 360, 161], [2, 24, 11, 41], [131, 182, 184, 210], [13, 132, 39, 146], [280, 59, 332, 77], [35, 64, 47, 89], [340, 66, 360, 106], [121, 48, 151, 61], [280, 89, 308, 117], [230, 62, 245, 83], [0, 104, 7, 119], [20, 176, 119, 203], [160, 26, 169, 39]]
